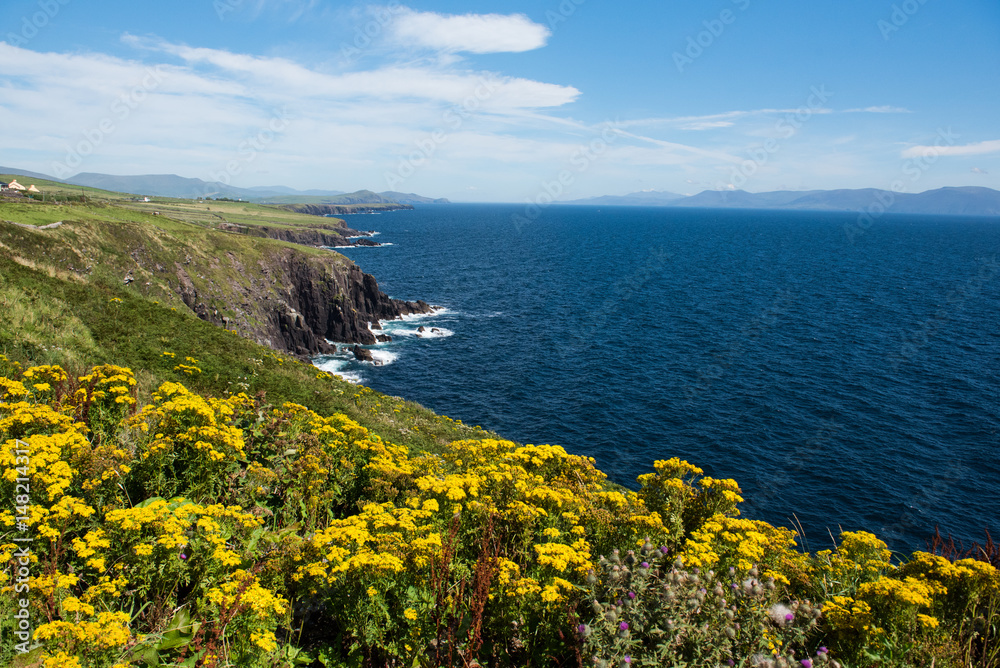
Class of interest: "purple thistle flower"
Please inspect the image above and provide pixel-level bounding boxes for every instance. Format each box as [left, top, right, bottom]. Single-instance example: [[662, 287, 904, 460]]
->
[[180, 553, 187, 560], [618, 621, 629, 631], [727, 661, 735, 667], [660, 546, 669, 554], [785, 613, 795, 621], [640, 562, 649, 569], [801, 661, 812, 668], [628, 591, 636, 600], [624, 657, 631, 665], [578, 624, 586, 634], [817, 647, 828, 655]]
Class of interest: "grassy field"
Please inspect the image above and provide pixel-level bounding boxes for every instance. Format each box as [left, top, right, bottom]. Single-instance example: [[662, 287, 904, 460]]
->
[[1, 171, 355, 233]]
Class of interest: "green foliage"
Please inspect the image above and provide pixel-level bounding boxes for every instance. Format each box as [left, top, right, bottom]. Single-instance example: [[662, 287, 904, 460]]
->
[[582, 544, 831, 667]]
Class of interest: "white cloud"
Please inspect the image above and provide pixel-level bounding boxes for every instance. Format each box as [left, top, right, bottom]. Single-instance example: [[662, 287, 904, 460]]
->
[[971, 167, 989, 174], [0, 40, 593, 192], [125, 36, 578, 109], [678, 121, 735, 131], [621, 107, 834, 129], [388, 9, 550, 54], [901, 139, 1000, 158], [844, 106, 912, 113]]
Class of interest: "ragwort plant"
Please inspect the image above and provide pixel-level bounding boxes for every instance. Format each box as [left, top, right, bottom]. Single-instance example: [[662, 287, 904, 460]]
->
[[2, 355, 999, 668]]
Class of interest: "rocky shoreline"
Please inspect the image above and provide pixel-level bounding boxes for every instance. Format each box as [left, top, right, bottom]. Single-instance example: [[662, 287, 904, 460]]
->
[[217, 222, 385, 248]]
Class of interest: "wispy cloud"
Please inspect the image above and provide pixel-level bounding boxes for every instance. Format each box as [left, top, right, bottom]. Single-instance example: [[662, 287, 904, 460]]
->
[[123, 35, 578, 109], [844, 105, 912, 113], [678, 120, 735, 131], [901, 139, 1000, 158], [971, 167, 989, 174], [623, 105, 910, 131], [387, 9, 550, 54], [620, 107, 836, 129]]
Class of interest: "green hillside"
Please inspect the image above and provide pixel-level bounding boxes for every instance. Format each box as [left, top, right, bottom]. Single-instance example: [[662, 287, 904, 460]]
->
[[1, 173, 129, 200]]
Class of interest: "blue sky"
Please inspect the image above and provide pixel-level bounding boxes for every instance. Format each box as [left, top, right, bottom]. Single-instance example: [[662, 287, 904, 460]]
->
[[2, 0, 998, 201]]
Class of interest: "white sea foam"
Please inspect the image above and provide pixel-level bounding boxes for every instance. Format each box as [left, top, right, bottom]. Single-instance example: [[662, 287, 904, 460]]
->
[[388, 326, 454, 339], [368, 349, 399, 366], [313, 357, 364, 384], [393, 306, 454, 321]]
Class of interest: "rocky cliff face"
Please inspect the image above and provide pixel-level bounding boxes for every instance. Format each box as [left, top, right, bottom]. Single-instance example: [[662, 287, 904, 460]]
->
[[265, 249, 430, 356], [175, 247, 430, 358], [217, 222, 355, 248], [282, 203, 413, 216]]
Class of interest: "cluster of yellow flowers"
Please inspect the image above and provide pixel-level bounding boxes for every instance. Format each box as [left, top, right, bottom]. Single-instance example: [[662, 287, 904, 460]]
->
[[3, 356, 998, 667], [683, 513, 801, 582], [818, 530, 1000, 655]]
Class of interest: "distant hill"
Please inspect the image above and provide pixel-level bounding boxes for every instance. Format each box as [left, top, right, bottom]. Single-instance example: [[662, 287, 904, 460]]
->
[[0, 169, 443, 205], [564, 190, 685, 206], [0, 165, 68, 183], [258, 190, 398, 205], [565, 187, 1000, 216], [379, 191, 451, 205], [258, 191, 450, 205], [64, 172, 346, 201]]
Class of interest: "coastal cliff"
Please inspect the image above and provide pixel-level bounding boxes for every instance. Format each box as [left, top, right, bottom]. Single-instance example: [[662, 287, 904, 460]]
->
[[175, 246, 430, 356], [281, 202, 413, 216], [0, 199, 429, 359], [217, 221, 380, 249]]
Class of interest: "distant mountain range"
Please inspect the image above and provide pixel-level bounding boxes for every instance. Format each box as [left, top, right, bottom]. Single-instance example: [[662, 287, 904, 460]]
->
[[3, 166, 996, 215], [0, 167, 450, 205], [566, 190, 686, 206], [564, 187, 1000, 216]]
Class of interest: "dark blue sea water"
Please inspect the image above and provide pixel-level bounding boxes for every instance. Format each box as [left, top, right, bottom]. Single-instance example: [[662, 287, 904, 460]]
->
[[316, 204, 1000, 555]]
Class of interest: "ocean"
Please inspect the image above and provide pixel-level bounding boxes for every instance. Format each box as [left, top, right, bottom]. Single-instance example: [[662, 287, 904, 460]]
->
[[314, 204, 1000, 555]]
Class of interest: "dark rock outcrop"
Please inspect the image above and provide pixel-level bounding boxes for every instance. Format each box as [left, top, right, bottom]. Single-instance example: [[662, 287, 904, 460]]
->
[[267, 251, 432, 355], [283, 203, 413, 216], [217, 222, 386, 249], [170, 245, 431, 358], [352, 345, 374, 362], [218, 222, 353, 248]]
